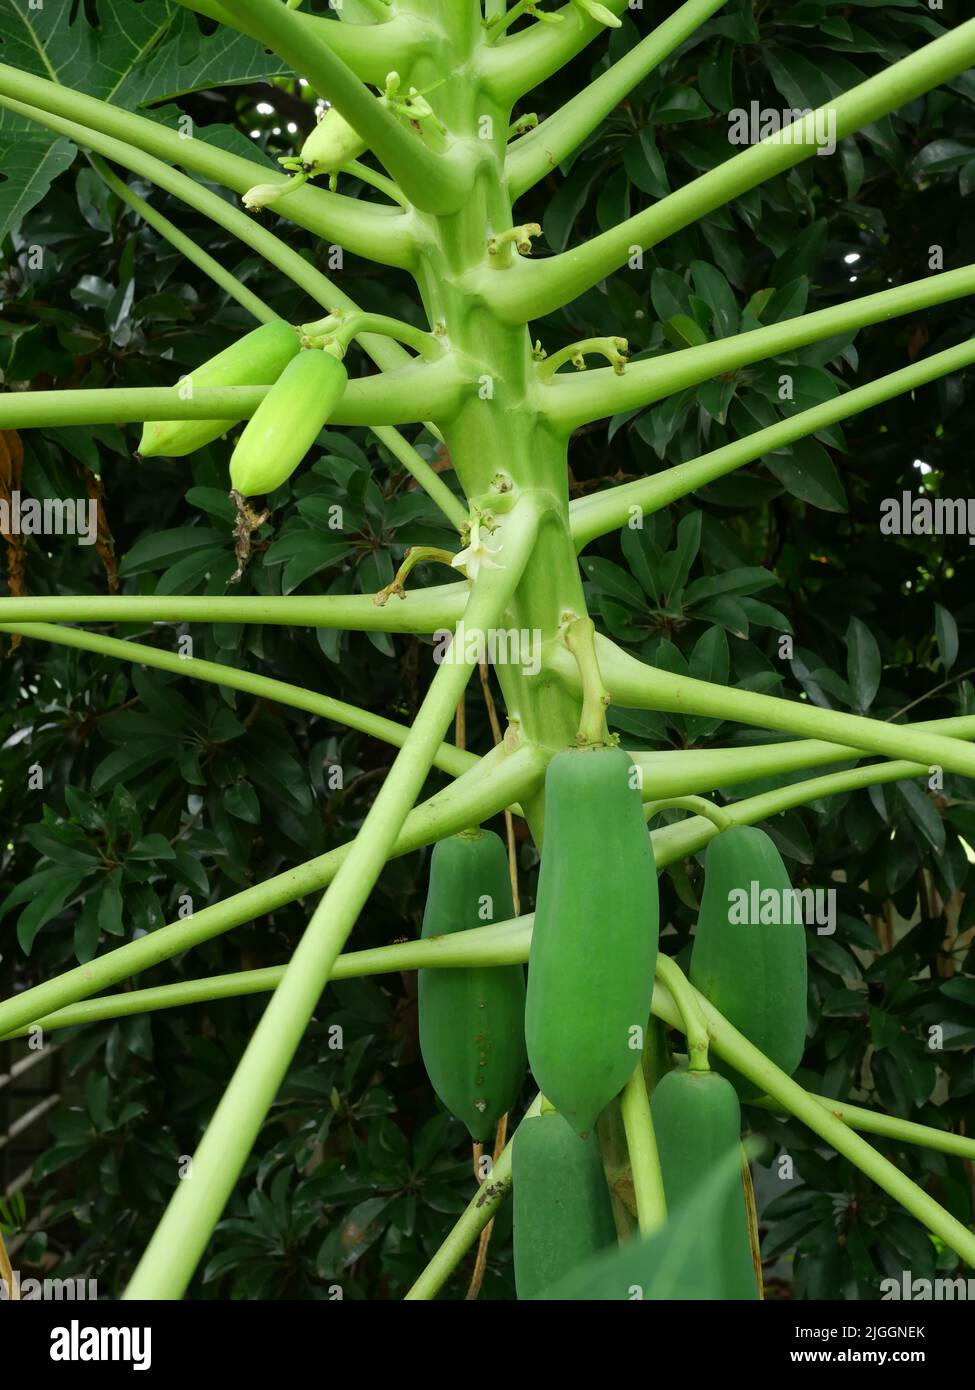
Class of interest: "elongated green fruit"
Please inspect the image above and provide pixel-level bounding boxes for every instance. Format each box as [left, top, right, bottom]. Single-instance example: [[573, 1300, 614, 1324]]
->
[[525, 745, 659, 1137], [690, 825, 808, 1098], [229, 349, 348, 497], [300, 106, 369, 176], [418, 829, 526, 1143], [138, 321, 300, 459], [537, 1144, 750, 1300], [513, 1109, 617, 1300], [651, 1067, 759, 1300]]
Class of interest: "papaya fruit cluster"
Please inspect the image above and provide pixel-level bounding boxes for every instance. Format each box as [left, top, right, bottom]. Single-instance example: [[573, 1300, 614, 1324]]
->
[[416, 746, 809, 1299], [138, 321, 346, 498]]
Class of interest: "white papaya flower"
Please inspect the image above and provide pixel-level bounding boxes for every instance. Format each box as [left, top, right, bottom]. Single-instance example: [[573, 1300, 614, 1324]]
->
[[452, 519, 504, 582]]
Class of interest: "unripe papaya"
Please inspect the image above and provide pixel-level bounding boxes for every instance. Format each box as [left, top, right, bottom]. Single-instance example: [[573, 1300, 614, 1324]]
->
[[537, 1141, 750, 1300], [299, 105, 368, 176], [418, 829, 526, 1142], [650, 1067, 758, 1300], [139, 320, 300, 459], [525, 745, 659, 1137], [229, 348, 347, 497], [512, 1109, 617, 1300], [690, 825, 807, 1098]]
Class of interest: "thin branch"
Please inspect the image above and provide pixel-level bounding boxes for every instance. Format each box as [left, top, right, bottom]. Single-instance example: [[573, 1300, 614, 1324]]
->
[[630, 714, 975, 801], [226, 0, 469, 215], [889, 667, 975, 722], [455, 688, 467, 752], [0, 622, 474, 777], [369, 419, 464, 528], [0, 920, 536, 1042], [122, 496, 544, 1299], [481, 0, 628, 106], [465, 1113, 508, 1300], [0, 586, 465, 633], [645, 795, 731, 832], [0, 75, 414, 268], [0, 740, 546, 1042], [619, 1062, 668, 1237], [751, 1093, 975, 1162], [0, 383, 264, 427], [0, 357, 467, 430], [479, 658, 521, 913], [405, 1093, 544, 1301], [305, 311, 441, 362], [563, 612, 611, 745], [0, 96, 393, 319], [507, 0, 731, 200], [740, 1153, 765, 1300], [652, 983, 975, 1268], [172, 0, 411, 83], [487, 16, 975, 322], [648, 756, 961, 868], [485, 0, 535, 42], [654, 955, 711, 1073], [569, 336, 975, 546], [87, 154, 275, 323], [554, 635, 975, 780], [542, 266, 975, 434]]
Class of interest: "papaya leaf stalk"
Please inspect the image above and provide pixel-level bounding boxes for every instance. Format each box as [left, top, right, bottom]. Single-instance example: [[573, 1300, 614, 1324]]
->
[[0, 742, 547, 1043], [123, 495, 543, 1299]]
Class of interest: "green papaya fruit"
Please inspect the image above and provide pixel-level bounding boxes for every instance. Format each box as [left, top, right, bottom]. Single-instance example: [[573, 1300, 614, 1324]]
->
[[690, 825, 807, 1097], [418, 829, 526, 1142], [299, 106, 369, 176], [525, 745, 659, 1137], [512, 1109, 617, 1300], [650, 1067, 759, 1300], [229, 348, 348, 497], [138, 320, 300, 459], [536, 1142, 749, 1300]]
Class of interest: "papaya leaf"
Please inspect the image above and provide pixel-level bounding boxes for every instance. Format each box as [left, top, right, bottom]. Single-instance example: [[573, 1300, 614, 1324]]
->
[[0, 0, 283, 236]]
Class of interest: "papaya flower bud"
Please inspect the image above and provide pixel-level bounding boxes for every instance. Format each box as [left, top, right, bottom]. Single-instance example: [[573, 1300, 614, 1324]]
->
[[573, 0, 622, 27], [241, 182, 287, 211]]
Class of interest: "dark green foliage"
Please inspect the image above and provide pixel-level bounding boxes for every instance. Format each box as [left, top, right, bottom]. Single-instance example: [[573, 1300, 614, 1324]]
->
[[0, 0, 973, 1300]]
